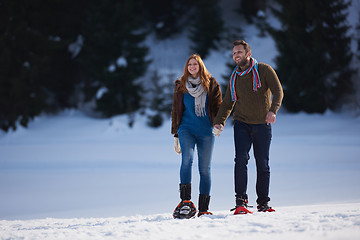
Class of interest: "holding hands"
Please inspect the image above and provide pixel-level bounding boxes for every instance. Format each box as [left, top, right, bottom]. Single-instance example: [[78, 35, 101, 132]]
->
[[212, 124, 223, 137], [212, 112, 276, 138]]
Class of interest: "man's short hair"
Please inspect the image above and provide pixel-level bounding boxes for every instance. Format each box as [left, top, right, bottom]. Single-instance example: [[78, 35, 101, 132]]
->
[[232, 40, 251, 53]]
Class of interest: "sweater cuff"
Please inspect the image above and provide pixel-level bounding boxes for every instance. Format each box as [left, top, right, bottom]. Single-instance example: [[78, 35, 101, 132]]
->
[[270, 108, 279, 115]]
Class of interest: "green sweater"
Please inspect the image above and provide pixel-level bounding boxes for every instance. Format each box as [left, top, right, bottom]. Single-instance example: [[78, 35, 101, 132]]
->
[[214, 63, 283, 125]]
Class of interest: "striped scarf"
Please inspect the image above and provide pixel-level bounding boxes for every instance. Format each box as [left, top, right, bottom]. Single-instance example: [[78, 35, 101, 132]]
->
[[229, 57, 261, 101]]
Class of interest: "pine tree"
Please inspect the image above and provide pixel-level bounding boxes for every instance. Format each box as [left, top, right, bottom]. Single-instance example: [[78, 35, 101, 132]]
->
[[221, 27, 245, 95], [355, 11, 360, 110], [141, 0, 193, 39], [142, 70, 173, 128], [189, 0, 224, 59], [358, 11, 360, 61], [237, 0, 267, 23], [0, 0, 82, 131], [77, 0, 149, 117], [0, 0, 151, 130], [268, 0, 353, 113]]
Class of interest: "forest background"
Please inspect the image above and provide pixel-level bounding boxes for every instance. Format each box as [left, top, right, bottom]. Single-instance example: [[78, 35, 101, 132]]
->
[[1, 0, 360, 131]]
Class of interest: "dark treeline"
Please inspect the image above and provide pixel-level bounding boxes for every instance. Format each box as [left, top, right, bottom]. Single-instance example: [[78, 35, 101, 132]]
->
[[0, 0, 223, 131], [0, 0, 358, 131], [268, 0, 354, 113]]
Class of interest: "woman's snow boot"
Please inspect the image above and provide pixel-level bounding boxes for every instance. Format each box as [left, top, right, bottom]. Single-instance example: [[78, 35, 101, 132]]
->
[[197, 194, 212, 217], [173, 184, 196, 219]]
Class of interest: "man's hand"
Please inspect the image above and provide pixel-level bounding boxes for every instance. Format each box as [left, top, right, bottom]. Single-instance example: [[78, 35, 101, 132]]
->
[[212, 124, 224, 137], [265, 112, 276, 125]]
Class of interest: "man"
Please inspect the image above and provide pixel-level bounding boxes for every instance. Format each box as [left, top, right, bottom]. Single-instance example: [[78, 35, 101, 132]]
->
[[213, 40, 283, 214]]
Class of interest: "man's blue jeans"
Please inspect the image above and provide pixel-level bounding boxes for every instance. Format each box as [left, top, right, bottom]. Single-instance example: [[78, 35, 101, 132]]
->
[[233, 120, 272, 204], [178, 129, 214, 196]]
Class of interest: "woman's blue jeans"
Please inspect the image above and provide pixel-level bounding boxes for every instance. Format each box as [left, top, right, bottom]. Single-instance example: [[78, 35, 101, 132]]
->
[[178, 129, 215, 196], [233, 121, 272, 205]]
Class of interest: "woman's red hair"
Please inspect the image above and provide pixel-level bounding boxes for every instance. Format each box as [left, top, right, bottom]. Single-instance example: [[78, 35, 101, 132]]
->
[[179, 54, 212, 92]]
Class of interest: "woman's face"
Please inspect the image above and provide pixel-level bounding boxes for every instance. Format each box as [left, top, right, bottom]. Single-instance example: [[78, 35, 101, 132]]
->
[[188, 58, 200, 78]]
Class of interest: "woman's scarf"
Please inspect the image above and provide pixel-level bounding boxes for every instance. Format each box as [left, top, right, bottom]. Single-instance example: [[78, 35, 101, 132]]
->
[[186, 77, 207, 117], [229, 57, 261, 101]]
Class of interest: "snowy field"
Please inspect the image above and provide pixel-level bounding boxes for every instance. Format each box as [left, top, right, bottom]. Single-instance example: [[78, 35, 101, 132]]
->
[[1, 110, 360, 239], [1, 203, 360, 240]]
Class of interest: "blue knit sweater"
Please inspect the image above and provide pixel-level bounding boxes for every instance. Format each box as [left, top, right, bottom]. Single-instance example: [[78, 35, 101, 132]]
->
[[178, 93, 212, 136]]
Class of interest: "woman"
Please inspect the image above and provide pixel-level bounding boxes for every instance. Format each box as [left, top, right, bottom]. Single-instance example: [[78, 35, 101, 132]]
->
[[171, 54, 222, 218]]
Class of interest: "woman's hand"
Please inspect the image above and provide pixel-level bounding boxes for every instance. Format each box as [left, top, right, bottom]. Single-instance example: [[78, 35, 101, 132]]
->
[[174, 137, 181, 154]]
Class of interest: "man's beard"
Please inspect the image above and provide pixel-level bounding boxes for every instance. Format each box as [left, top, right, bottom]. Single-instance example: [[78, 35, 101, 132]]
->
[[238, 58, 249, 68]]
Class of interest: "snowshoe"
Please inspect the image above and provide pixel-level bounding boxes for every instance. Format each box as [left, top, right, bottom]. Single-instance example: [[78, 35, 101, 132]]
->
[[232, 206, 253, 214], [257, 202, 275, 212], [198, 211, 213, 217], [231, 196, 253, 215], [173, 200, 197, 219]]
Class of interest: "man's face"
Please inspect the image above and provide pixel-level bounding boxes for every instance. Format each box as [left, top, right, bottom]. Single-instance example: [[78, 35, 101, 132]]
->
[[233, 45, 250, 67]]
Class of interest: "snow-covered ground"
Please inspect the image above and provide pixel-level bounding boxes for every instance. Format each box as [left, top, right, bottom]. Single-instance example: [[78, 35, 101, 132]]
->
[[1, 110, 360, 239], [1, 203, 360, 240]]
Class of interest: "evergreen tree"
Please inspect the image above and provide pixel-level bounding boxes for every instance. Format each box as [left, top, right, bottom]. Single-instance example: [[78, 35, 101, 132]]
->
[[0, 0, 151, 130], [141, 0, 192, 39], [356, 11, 360, 110], [189, 0, 224, 59], [237, 0, 265, 23], [358, 12, 360, 61], [221, 26, 245, 95], [268, 0, 353, 113], [76, 0, 149, 117], [142, 70, 173, 128], [0, 0, 82, 131]]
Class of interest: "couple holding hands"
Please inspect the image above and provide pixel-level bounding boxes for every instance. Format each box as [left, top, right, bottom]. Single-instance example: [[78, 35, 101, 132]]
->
[[171, 40, 283, 218]]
